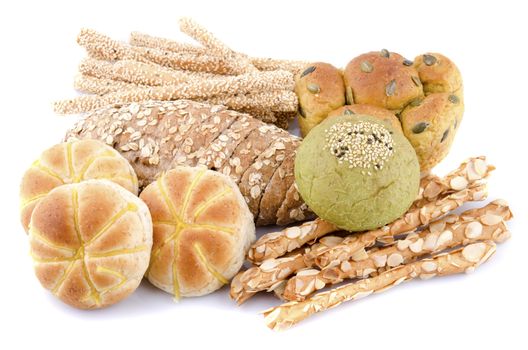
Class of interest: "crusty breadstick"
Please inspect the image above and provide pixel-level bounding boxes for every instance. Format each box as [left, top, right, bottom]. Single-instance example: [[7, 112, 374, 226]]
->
[[54, 70, 295, 114], [283, 199, 511, 301], [262, 241, 497, 331], [309, 183, 488, 269], [248, 157, 493, 263], [201, 90, 298, 113], [249, 57, 309, 74]]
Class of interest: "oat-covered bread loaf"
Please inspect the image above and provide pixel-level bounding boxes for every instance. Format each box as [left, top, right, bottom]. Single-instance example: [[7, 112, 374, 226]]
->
[[328, 104, 402, 132], [29, 180, 152, 309], [65, 100, 314, 226], [20, 139, 138, 232], [343, 50, 424, 112], [295, 63, 345, 137], [140, 166, 255, 298]]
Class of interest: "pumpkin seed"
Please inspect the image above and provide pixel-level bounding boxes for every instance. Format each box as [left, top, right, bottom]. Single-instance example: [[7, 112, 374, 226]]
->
[[454, 118, 458, 129], [298, 106, 306, 118], [448, 94, 460, 104], [423, 54, 437, 66], [300, 66, 316, 78], [344, 109, 355, 115], [385, 79, 397, 96], [360, 61, 373, 73], [409, 98, 423, 107], [346, 86, 355, 104], [307, 83, 320, 94], [412, 122, 429, 134], [411, 76, 421, 87], [441, 128, 450, 142], [403, 59, 413, 66], [380, 49, 390, 58]]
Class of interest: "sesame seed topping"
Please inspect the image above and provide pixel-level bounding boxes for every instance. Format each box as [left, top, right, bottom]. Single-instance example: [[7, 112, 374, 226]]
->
[[324, 121, 394, 172]]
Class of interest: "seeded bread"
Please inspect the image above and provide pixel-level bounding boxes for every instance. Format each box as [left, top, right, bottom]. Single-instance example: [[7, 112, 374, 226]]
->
[[328, 104, 402, 132], [400, 92, 464, 171], [295, 63, 346, 137], [65, 100, 310, 226], [343, 50, 424, 112], [276, 182, 315, 225], [413, 53, 463, 95]]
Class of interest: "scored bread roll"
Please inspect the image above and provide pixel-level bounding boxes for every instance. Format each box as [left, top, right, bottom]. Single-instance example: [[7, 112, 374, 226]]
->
[[29, 180, 152, 309], [20, 139, 138, 232], [140, 166, 255, 298], [65, 100, 313, 226]]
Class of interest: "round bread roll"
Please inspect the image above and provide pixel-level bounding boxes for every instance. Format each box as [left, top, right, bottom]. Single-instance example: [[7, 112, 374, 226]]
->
[[400, 92, 464, 172], [328, 104, 402, 132], [20, 139, 138, 233], [29, 180, 152, 309], [413, 53, 463, 95], [140, 166, 255, 298], [295, 114, 420, 231], [343, 50, 424, 112], [295, 62, 346, 137]]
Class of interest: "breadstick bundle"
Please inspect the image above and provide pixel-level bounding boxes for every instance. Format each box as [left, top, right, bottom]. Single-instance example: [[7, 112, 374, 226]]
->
[[54, 18, 308, 129], [229, 157, 514, 330]]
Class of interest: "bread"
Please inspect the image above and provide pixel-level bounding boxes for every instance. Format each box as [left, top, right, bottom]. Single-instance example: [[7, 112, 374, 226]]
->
[[20, 139, 138, 233], [295, 114, 420, 231], [139, 166, 255, 298], [343, 50, 424, 112], [328, 104, 402, 132], [29, 180, 152, 309], [400, 92, 464, 171], [295, 62, 345, 137], [413, 53, 463, 95], [65, 100, 311, 226]]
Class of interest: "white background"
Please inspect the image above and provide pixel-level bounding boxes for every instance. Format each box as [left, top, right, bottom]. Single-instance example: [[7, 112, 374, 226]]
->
[[1, 0, 526, 348]]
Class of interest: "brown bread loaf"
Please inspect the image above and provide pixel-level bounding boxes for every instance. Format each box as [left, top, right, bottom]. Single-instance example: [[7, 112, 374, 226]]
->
[[65, 100, 314, 226]]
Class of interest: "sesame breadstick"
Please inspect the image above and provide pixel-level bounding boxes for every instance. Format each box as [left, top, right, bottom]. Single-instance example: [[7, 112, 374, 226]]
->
[[129, 31, 205, 54], [250, 57, 310, 74], [178, 17, 257, 73], [262, 241, 497, 331], [54, 70, 295, 114], [79, 58, 211, 86], [309, 183, 489, 269], [73, 74, 141, 95], [283, 199, 512, 301], [247, 157, 493, 263], [201, 90, 298, 113], [78, 28, 245, 75]]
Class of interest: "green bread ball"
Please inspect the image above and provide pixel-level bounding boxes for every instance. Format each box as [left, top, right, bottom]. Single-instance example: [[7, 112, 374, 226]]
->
[[295, 114, 420, 231]]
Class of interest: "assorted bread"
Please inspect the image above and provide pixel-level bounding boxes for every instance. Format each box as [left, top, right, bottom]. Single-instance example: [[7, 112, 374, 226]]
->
[[64, 100, 314, 226], [17, 18, 513, 331], [295, 49, 464, 172]]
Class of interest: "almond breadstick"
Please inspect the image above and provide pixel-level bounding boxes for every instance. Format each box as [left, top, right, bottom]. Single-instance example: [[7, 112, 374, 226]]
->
[[248, 157, 493, 263], [283, 199, 511, 301], [262, 241, 497, 331], [309, 183, 488, 269], [54, 70, 295, 114], [73, 74, 141, 95]]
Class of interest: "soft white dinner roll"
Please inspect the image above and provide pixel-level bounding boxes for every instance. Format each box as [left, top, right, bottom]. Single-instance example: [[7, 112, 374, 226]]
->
[[140, 166, 255, 298]]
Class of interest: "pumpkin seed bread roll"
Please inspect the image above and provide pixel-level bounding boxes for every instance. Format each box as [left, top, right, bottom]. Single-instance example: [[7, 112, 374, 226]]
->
[[20, 139, 138, 233], [343, 50, 424, 112], [328, 104, 402, 132], [29, 180, 152, 309], [295, 62, 345, 137], [413, 52, 463, 95], [140, 166, 255, 298], [400, 92, 464, 172]]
